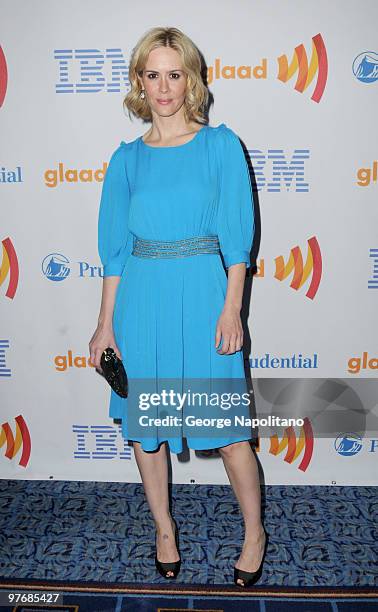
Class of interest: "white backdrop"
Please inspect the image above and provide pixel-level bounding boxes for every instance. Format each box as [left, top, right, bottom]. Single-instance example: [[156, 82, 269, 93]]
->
[[1, 0, 377, 485]]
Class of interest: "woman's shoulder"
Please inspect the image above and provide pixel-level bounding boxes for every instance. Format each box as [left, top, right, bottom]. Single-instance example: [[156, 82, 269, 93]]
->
[[119, 135, 140, 148], [208, 122, 241, 145], [210, 123, 240, 150], [206, 123, 244, 160], [104, 138, 138, 165]]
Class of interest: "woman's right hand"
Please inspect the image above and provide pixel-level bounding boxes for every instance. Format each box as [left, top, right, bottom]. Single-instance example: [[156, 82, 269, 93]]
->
[[89, 323, 122, 372]]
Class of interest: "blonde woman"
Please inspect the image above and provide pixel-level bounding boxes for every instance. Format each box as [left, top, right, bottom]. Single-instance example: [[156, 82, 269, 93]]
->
[[89, 26, 268, 587]]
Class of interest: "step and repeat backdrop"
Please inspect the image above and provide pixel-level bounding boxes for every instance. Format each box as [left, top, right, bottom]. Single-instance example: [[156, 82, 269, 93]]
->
[[1, 1, 377, 485]]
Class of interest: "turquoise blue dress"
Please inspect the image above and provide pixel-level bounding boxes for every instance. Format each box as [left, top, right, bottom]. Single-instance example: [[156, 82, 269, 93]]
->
[[98, 122, 255, 453]]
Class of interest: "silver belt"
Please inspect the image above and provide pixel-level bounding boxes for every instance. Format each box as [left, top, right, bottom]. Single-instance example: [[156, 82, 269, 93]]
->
[[132, 235, 220, 259]]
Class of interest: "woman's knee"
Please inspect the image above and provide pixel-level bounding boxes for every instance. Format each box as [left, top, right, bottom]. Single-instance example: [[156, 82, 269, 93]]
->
[[218, 440, 249, 458]]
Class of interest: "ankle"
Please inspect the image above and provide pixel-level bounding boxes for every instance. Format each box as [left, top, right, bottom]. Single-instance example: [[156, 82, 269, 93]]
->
[[244, 523, 265, 542], [155, 515, 175, 534]]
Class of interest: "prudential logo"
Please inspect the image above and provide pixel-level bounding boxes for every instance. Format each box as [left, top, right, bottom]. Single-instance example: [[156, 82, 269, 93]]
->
[[334, 433, 362, 456], [352, 52, 378, 84], [42, 252, 103, 280], [42, 253, 70, 281]]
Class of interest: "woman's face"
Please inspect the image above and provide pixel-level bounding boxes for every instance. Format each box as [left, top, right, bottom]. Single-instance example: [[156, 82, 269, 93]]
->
[[138, 46, 188, 119]]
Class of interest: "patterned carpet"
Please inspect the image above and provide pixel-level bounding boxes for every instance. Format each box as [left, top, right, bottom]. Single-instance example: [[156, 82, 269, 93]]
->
[[0, 480, 376, 588]]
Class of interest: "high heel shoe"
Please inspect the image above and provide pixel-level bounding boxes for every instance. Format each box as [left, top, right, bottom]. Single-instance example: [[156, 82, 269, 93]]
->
[[155, 518, 181, 579], [234, 528, 269, 588]]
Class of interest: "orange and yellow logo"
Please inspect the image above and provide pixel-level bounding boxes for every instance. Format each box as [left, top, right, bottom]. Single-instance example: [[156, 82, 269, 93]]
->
[[0, 45, 7, 107], [0, 237, 19, 299], [256, 417, 314, 472], [1, 415, 31, 467], [277, 33, 328, 103], [274, 236, 322, 300]]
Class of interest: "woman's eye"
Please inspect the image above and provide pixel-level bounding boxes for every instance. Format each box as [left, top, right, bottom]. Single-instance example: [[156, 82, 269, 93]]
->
[[146, 73, 180, 79]]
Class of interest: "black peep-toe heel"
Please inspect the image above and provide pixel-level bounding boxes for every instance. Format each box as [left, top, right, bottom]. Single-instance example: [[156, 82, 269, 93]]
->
[[155, 518, 181, 579], [234, 529, 269, 588]]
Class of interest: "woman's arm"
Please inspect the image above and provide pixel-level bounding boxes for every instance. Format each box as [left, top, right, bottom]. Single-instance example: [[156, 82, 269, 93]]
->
[[89, 276, 122, 370], [223, 263, 246, 312], [215, 263, 246, 354], [214, 125, 255, 355], [97, 276, 121, 327], [90, 144, 132, 370]]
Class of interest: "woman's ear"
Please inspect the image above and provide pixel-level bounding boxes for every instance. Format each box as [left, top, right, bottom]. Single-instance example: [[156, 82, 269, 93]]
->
[[136, 72, 144, 90]]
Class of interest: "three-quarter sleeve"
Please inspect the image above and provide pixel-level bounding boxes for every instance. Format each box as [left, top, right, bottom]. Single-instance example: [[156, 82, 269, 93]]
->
[[216, 124, 255, 270], [98, 144, 133, 277]]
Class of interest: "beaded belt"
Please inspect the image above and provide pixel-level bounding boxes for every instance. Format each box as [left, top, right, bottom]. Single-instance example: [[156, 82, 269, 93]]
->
[[132, 235, 220, 259]]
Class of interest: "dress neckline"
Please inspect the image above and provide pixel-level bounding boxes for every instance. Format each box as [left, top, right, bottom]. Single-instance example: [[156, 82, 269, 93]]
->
[[139, 124, 208, 150]]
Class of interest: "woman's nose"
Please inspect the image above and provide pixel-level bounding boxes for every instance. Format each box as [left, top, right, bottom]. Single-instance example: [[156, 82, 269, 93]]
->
[[159, 79, 169, 92]]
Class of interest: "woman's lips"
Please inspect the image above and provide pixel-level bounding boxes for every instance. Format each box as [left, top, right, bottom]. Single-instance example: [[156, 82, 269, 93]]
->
[[157, 99, 172, 105]]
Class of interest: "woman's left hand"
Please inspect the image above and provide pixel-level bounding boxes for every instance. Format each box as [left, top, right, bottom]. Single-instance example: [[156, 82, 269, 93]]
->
[[215, 306, 243, 354]]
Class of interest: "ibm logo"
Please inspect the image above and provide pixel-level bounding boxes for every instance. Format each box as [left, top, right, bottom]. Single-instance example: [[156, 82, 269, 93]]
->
[[251, 149, 310, 192], [54, 48, 129, 93]]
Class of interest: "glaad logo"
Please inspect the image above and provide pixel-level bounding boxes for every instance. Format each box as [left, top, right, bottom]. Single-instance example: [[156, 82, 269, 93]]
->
[[44, 162, 107, 188], [277, 33, 328, 103], [54, 350, 94, 370], [352, 52, 378, 84], [356, 160, 377, 187], [274, 236, 322, 300], [0, 237, 19, 299], [266, 416, 314, 471], [207, 58, 266, 85], [347, 351, 378, 374], [0, 45, 7, 107], [1, 415, 31, 467], [42, 253, 70, 281], [334, 433, 362, 456]]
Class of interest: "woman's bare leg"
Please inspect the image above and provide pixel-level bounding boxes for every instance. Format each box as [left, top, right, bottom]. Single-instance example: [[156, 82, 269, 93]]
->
[[132, 441, 179, 576], [218, 440, 266, 585]]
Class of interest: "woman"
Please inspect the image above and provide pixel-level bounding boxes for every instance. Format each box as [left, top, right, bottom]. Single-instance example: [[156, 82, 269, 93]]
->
[[89, 26, 268, 587]]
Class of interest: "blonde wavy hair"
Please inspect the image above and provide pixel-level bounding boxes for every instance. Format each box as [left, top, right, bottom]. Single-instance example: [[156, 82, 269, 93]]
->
[[123, 26, 209, 125]]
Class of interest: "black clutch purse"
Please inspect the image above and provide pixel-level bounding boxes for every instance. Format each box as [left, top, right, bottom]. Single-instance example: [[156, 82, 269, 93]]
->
[[99, 348, 128, 398]]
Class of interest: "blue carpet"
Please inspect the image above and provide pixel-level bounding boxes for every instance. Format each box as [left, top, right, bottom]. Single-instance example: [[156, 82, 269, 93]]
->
[[0, 480, 376, 588]]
